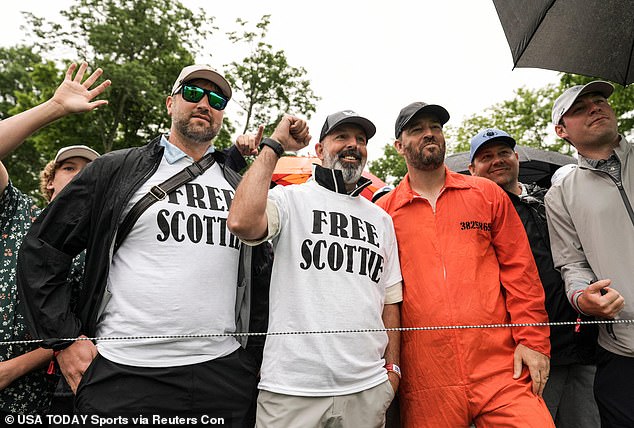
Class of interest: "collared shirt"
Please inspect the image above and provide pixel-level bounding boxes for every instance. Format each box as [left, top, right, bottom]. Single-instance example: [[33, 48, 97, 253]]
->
[[582, 152, 622, 183], [159, 135, 214, 164]]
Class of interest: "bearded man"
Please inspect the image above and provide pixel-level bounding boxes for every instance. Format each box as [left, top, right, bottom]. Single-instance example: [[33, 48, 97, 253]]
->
[[228, 111, 403, 428], [18, 65, 271, 424], [376, 102, 554, 427]]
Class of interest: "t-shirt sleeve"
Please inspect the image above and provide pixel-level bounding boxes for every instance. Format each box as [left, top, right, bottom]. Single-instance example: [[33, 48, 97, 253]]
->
[[240, 185, 287, 246], [381, 216, 403, 298]]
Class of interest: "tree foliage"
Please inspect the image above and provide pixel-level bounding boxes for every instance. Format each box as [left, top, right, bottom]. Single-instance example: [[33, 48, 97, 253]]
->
[[23, 0, 215, 154], [370, 74, 634, 185], [0, 46, 94, 204], [224, 15, 320, 135], [447, 84, 565, 153], [2, 4, 321, 203], [368, 144, 408, 186]]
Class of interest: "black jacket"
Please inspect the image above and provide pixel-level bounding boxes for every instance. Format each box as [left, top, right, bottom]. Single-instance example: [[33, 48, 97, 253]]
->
[[17, 137, 271, 359], [508, 183, 596, 365]]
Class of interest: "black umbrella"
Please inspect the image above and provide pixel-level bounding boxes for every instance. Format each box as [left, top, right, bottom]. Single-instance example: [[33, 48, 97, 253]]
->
[[493, 0, 634, 86], [445, 145, 576, 188]]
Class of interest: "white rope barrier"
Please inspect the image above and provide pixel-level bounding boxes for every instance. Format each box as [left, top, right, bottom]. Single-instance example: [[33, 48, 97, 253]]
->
[[2, 319, 632, 346]]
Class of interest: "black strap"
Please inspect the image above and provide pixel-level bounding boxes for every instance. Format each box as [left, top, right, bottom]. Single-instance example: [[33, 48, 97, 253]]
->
[[114, 153, 216, 252]]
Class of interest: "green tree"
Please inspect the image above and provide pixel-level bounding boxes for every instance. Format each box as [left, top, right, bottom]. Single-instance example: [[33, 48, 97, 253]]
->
[[23, 0, 216, 154], [447, 84, 564, 153], [224, 15, 320, 136], [0, 46, 97, 204], [369, 145, 407, 186]]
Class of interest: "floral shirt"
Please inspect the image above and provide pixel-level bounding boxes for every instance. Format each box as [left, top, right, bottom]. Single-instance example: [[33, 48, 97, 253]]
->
[[0, 183, 84, 414]]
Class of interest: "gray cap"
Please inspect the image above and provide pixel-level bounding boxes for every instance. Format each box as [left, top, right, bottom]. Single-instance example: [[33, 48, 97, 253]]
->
[[469, 128, 516, 163], [171, 64, 232, 100], [551, 81, 614, 125], [394, 102, 450, 138], [54, 145, 100, 163], [319, 110, 376, 142]]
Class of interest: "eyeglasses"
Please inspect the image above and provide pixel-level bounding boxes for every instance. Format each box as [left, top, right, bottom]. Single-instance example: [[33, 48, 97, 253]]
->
[[177, 84, 228, 111]]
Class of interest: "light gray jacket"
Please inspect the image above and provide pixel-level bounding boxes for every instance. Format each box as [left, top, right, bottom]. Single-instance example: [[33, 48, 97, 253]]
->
[[545, 136, 634, 357]]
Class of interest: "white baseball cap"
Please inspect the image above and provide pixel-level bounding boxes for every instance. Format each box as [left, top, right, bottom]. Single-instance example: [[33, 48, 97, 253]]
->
[[551, 81, 614, 125], [171, 64, 232, 99], [54, 145, 100, 163]]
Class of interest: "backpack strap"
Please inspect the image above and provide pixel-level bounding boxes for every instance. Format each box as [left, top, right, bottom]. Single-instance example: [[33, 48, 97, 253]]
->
[[114, 152, 216, 252]]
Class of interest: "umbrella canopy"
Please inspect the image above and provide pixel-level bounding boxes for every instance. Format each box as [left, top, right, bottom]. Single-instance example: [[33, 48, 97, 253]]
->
[[445, 145, 576, 188], [272, 156, 387, 201], [493, 0, 634, 86]]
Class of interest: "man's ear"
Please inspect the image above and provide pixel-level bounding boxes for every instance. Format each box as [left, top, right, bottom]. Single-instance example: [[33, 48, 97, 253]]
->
[[554, 124, 568, 140], [166, 96, 173, 116], [468, 163, 476, 176], [315, 142, 324, 160], [393, 139, 403, 155]]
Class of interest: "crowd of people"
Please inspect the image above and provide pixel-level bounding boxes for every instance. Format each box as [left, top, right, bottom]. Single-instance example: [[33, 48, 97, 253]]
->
[[0, 62, 632, 428]]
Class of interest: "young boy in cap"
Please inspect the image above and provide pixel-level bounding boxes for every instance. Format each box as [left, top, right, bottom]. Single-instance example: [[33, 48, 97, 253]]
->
[[228, 110, 402, 427]]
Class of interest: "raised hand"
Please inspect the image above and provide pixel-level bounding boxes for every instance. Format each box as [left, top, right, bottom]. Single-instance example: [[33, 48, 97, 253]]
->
[[235, 125, 264, 156], [50, 62, 111, 114], [270, 114, 311, 151]]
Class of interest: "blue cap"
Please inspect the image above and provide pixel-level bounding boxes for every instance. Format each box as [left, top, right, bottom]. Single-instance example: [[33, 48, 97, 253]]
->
[[469, 128, 516, 163]]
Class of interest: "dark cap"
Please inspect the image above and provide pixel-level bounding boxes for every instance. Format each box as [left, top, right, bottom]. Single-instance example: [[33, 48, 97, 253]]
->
[[395, 102, 450, 138], [319, 110, 376, 142], [469, 128, 516, 162]]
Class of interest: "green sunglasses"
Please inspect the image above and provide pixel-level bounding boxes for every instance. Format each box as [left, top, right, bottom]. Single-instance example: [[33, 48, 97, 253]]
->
[[178, 84, 228, 111]]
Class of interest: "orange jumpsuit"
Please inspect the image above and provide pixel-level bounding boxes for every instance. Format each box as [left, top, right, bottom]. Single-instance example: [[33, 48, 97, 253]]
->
[[378, 169, 553, 427]]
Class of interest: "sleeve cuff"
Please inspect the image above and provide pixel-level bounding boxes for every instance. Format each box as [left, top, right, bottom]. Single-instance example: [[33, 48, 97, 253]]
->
[[385, 281, 403, 304], [240, 199, 280, 246]]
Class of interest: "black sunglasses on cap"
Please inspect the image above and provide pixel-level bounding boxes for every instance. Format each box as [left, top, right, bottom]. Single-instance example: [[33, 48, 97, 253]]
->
[[177, 84, 228, 111]]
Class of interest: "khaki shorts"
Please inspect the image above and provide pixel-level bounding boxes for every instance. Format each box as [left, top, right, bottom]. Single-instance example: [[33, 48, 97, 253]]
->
[[256, 379, 395, 428]]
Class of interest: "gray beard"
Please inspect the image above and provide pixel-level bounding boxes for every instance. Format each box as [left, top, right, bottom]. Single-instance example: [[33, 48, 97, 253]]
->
[[322, 151, 364, 185]]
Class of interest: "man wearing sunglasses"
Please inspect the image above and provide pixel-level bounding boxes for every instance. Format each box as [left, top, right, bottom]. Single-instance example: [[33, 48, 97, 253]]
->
[[18, 65, 270, 425]]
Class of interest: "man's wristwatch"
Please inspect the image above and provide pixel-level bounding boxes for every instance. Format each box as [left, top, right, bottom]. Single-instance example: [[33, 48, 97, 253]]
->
[[258, 137, 285, 158], [385, 363, 401, 379]]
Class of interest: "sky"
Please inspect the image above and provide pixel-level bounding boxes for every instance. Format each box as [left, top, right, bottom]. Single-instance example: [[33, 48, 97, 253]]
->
[[1, 0, 561, 162]]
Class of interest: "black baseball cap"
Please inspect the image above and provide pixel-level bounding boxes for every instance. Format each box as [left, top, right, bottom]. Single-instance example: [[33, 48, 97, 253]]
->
[[319, 110, 376, 142], [394, 102, 450, 138]]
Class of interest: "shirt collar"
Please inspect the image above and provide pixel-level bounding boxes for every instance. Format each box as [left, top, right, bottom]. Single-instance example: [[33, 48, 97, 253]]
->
[[578, 135, 629, 168], [159, 135, 215, 164], [388, 166, 472, 212], [311, 164, 372, 197]]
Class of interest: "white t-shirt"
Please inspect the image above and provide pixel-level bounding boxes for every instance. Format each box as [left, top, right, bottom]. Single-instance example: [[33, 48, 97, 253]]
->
[[254, 179, 402, 396], [96, 148, 240, 367]]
